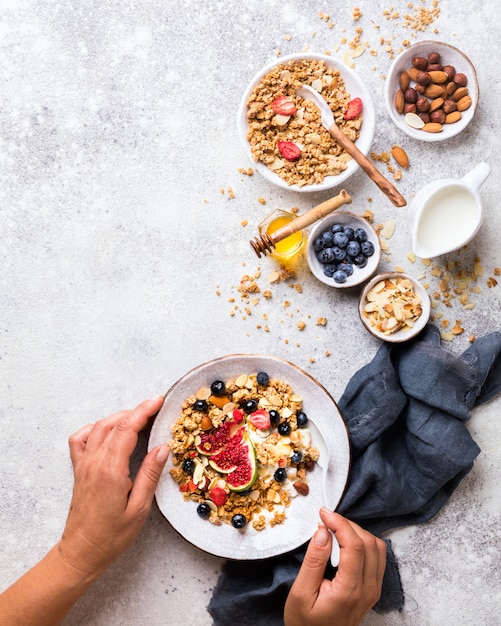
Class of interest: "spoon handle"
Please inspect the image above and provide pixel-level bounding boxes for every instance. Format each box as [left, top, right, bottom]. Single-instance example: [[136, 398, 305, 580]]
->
[[328, 124, 407, 208], [321, 470, 340, 567]]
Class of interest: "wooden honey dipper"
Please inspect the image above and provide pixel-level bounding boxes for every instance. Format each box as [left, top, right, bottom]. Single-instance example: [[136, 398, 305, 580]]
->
[[249, 189, 352, 258]]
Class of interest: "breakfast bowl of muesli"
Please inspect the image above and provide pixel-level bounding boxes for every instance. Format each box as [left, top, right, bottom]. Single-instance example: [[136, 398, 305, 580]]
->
[[237, 52, 375, 192], [148, 354, 350, 559]]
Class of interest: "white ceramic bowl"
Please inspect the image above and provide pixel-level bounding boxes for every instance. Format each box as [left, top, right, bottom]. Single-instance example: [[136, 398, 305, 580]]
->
[[384, 40, 479, 142], [238, 52, 375, 192], [358, 272, 431, 342], [306, 211, 381, 288], [148, 355, 350, 560]]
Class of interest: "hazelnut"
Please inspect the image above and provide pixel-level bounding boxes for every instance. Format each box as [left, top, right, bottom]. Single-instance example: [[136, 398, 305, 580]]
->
[[428, 51, 441, 64], [442, 99, 458, 114], [416, 71, 431, 86], [404, 87, 418, 103], [427, 63, 443, 72], [412, 56, 428, 71], [442, 65, 456, 81], [418, 112, 431, 124], [430, 109, 446, 124], [404, 102, 417, 114], [453, 73, 468, 87], [416, 96, 430, 112]]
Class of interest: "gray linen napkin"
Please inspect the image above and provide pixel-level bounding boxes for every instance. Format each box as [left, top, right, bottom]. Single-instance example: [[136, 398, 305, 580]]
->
[[207, 325, 501, 625]]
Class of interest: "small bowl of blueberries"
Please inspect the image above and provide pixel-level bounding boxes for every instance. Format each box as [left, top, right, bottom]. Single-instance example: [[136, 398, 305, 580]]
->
[[306, 211, 381, 288]]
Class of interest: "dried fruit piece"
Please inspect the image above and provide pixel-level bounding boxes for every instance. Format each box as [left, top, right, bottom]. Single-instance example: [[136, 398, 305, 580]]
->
[[344, 97, 363, 120], [391, 145, 409, 169], [271, 95, 297, 116], [277, 141, 301, 161]]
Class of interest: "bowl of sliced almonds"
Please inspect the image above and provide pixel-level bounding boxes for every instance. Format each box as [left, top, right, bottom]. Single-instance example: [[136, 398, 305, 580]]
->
[[384, 41, 479, 142], [358, 272, 430, 342]]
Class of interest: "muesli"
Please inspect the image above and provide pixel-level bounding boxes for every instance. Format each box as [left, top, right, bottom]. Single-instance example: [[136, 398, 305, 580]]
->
[[168, 371, 319, 530], [245, 58, 363, 187]]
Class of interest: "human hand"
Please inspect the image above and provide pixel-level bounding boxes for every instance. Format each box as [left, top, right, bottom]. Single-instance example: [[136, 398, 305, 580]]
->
[[284, 508, 386, 626], [58, 396, 169, 579]]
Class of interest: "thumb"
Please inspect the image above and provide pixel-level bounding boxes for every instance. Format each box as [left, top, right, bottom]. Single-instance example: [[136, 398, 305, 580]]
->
[[292, 523, 332, 596], [128, 445, 170, 513]]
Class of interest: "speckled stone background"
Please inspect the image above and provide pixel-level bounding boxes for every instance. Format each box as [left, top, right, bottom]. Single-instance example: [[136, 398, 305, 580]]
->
[[1, 1, 500, 625]]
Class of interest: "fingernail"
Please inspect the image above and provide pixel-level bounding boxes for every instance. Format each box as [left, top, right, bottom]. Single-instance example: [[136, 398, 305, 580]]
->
[[156, 444, 169, 463], [314, 526, 330, 547]]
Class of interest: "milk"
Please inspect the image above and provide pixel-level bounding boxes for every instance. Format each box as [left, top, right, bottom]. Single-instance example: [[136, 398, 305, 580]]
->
[[415, 186, 479, 256]]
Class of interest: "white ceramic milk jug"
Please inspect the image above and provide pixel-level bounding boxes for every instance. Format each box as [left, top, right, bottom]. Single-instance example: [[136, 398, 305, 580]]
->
[[409, 162, 491, 258]]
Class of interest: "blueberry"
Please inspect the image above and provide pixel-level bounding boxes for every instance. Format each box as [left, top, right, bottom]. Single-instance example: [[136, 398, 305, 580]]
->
[[194, 399, 208, 412], [231, 514, 247, 529], [346, 241, 361, 257], [210, 380, 226, 396], [344, 227, 355, 241], [322, 263, 337, 278], [330, 223, 344, 234], [256, 371, 269, 386], [332, 246, 346, 262], [333, 270, 348, 284], [318, 247, 335, 264], [274, 468, 287, 482], [313, 237, 324, 252], [333, 231, 349, 248], [278, 422, 291, 436], [361, 241, 375, 256], [291, 451, 303, 464], [296, 412, 309, 427], [197, 503, 211, 519], [182, 459, 195, 474], [321, 231, 335, 247], [243, 399, 258, 413], [269, 410, 280, 425], [354, 227, 368, 242], [353, 254, 368, 267], [337, 262, 354, 276]]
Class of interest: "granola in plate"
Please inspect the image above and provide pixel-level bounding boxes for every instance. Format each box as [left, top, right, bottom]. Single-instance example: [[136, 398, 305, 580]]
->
[[168, 372, 319, 531]]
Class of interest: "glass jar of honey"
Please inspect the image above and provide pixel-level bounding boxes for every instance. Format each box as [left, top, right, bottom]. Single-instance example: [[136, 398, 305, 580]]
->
[[257, 209, 305, 261]]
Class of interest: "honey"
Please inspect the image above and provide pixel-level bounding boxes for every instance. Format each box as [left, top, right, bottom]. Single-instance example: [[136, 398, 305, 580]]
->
[[258, 209, 305, 261]]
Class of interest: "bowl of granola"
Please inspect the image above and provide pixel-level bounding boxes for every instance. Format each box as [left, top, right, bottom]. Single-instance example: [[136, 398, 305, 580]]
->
[[238, 52, 375, 192], [358, 272, 430, 342], [148, 355, 350, 559]]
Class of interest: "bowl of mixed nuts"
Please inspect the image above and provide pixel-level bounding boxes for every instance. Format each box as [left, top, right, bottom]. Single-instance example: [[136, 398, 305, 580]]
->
[[384, 41, 479, 142], [238, 52, 375, 191], [306, 211, 381, 288], [358, 272, 431, 342]]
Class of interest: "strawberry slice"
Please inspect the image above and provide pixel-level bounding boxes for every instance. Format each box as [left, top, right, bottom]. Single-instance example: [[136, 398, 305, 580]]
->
[[209, 486, 227, 506], [344, 97, 363, 120], [277, 141, 301, 161], [271, 95, 297, 116], [249, 409, 271, 430]]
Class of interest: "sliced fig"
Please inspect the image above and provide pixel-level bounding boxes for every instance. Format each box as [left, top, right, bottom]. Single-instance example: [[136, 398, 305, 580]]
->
[[195, 420, 243, 456]]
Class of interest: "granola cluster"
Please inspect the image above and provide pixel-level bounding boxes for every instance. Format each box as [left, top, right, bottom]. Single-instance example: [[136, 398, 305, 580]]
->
[[169, 372, 319, 530], [245, 58, 362, 187]]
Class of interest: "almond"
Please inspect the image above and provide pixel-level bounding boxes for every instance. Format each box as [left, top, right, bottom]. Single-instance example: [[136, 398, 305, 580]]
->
[[457, 95, 472, 112], [407, 67, 421, 82], [293, 481, 309, 496], [429, 97, 444, 113], [445, 111, 462, 124], [423, 83, 444, 98], [394, 89, 405, 114], [452, 86, 469, 102], [391, 145, 409, 169], [422, 122, 443, 133], [398, 70, 410, 91], [428, 70, 448, 84]]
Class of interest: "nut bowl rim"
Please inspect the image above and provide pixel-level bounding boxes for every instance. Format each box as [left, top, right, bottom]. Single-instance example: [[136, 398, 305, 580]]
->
[[237, 51, 376, 192], [358, 271, 431, 342], [306, 211, 382, 289], [384, 40, 479, 143]]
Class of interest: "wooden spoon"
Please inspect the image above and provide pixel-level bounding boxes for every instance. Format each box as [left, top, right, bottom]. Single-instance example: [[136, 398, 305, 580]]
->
[[297, 85, 407, 208]]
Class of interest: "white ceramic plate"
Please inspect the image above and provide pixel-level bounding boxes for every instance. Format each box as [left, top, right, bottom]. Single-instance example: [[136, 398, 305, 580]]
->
[[148, 354, 350, 560], [384, 40, 479, 142], [237, 52, 375, 192]]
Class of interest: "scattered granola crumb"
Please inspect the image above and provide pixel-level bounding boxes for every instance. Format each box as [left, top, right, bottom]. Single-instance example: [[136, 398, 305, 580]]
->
[[257, 197, 266, 205], [296, 321, 306, 331], [316, 317, 327, 326], [241, 220, 248, 227]]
